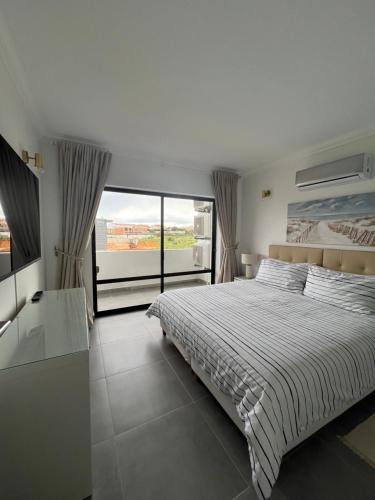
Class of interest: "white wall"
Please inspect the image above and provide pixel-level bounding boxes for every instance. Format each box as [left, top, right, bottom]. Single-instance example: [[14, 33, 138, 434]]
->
[[240, 135, 375, 262], [0, 53, 44, 321], [40, 139, 61, 291], [108, 153, 214, 198]]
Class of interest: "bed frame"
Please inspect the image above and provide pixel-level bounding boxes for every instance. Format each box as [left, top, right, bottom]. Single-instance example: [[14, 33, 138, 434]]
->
[[161, 245, 375, 452]]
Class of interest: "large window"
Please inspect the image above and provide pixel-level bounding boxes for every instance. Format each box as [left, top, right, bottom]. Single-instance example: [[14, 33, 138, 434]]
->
[[92, 188, 216, 314]]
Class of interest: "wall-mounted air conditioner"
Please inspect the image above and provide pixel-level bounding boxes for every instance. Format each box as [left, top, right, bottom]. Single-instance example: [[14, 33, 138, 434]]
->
[[295, 153, 373, 190], [193, 241, 211, 269], [194, 214, 212, 239], [193, 200, 211, 213]]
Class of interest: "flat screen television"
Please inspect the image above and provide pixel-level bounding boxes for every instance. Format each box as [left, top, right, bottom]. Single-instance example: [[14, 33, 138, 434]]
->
[[0, 134, 41, 282]]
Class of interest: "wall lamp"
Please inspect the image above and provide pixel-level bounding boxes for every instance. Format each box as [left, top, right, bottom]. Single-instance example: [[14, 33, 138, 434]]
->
[[261, 189, 271, 198], [22, 150, 44, 173]]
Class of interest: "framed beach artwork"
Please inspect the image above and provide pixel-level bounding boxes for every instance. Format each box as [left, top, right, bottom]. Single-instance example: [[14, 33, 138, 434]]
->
[[287, 192, 375, 246]]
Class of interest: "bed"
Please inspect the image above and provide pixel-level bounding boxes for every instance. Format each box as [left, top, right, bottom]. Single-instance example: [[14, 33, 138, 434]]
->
[[147, 245, 375, 499]]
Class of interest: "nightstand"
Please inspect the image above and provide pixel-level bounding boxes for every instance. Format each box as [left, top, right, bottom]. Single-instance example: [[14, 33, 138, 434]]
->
[[234, 276, 254, 281]]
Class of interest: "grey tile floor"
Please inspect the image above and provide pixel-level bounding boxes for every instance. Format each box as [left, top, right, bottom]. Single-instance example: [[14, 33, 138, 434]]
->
[[89, 311, 375, 500]]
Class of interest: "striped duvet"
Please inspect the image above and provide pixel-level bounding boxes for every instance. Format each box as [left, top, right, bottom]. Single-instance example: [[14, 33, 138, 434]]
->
[[147, 280, 375, 499]]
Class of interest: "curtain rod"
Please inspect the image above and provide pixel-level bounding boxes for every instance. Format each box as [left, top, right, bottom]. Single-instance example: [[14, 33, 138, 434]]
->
[[49, 137, 109, 152]]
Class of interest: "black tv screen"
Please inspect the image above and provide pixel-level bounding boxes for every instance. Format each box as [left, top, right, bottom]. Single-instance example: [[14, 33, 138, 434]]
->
[[0, 135, 41, 282]]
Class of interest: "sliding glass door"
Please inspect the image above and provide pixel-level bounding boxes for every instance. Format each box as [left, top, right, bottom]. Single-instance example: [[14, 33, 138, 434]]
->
[[92, 188, 215, 315], [163, 197, 214, 293]]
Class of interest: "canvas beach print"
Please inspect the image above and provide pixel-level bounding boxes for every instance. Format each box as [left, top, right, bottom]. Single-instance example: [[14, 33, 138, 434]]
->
[[287, 192, 375, 246]]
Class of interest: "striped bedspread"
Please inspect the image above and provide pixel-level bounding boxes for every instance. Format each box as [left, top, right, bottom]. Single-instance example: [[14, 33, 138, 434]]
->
[[147, 280, 375, 499]]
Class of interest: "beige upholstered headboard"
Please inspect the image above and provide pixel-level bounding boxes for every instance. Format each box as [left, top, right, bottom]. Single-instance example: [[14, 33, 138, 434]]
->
[[269, 245, 323, 266], [269, 245, 375, 275]]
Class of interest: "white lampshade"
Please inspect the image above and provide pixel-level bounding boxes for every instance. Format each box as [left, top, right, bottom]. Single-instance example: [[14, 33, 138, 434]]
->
[[241, 253, 257, 265]]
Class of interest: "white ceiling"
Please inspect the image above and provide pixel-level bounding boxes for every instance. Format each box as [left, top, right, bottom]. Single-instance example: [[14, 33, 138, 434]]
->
[[2, 0, 375, 172]]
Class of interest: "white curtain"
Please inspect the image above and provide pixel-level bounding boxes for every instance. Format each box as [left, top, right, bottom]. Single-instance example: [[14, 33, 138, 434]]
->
[[56, 140, 111, 325], [212, 170, 239, 283]]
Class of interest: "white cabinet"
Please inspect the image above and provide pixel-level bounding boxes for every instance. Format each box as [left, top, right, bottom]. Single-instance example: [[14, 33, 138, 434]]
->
[[0, 289, 91, 500]]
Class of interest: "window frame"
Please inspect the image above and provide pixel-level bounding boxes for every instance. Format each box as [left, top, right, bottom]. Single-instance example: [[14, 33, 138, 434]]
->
[[92, 187, 216, 316]]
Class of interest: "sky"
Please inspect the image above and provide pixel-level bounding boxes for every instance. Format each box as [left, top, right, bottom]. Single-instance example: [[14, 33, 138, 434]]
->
[[96, 191, 205, 226], [288, 192, 375, 219]]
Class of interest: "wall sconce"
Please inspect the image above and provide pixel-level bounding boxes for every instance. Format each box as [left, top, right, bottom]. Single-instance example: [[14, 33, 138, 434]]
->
[[22, 150, 44, 173], [262, 189, 271, 198]]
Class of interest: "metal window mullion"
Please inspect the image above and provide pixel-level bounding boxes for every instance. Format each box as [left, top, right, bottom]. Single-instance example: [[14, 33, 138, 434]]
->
[[161, 196, 164, 293]]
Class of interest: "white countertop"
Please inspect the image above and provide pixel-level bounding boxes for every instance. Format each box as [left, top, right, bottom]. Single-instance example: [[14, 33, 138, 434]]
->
[[0, 289, 88, 371]]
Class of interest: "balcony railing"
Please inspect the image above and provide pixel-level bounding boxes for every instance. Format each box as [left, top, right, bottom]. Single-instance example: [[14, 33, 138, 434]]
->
[[97, 248, 200, 280], [95, 248, 211, 311]]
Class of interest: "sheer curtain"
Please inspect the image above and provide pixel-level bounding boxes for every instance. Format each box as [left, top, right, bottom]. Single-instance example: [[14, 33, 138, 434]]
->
[[212, 170, 239, 283], [56, 140, 111, 325]]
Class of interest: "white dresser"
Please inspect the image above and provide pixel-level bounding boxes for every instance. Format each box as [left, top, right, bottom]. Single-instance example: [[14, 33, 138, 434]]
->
[[0, 289, 91, 500]]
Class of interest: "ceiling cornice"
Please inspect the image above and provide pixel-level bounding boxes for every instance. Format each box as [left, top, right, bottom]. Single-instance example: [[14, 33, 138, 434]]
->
[[243, 126, 375, 178], [44, 134, 245, 176], [109, 146, 246, 176], [0, 10, 45, 135]]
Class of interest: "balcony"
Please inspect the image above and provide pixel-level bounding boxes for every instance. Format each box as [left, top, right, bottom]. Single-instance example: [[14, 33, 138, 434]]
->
[[96, 248, 211, 311]]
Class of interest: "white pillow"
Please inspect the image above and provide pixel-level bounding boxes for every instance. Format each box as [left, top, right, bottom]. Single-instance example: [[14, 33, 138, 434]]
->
[[304, 265, 375, 315], [255, 258, 309, 294]]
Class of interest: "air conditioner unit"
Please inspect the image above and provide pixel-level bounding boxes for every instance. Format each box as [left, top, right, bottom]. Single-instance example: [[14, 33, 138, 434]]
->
[[194, 214, 212, 239], [193, 200, 211, 213], [193, 241, 211, 269], [295, 153, 373, 190]]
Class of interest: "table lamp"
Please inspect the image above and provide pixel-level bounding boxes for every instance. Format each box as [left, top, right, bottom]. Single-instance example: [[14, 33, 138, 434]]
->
[[241, 254, 257, 278]]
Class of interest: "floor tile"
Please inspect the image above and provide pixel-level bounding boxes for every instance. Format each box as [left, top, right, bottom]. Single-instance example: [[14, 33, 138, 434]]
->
[[167, 354, 210, 400], [91, 439, 123, 500], [107, 360, 191, 434], [90, 379, 114, 444], [315, 432, 375, 492], [233, 487, 257, 500], [96, 310, 145, 325], [91, 312, 374, 500], [101, 334, 163, 376], [196, 395, 252, 484], [90, 323, 101, 346], [276, 435, 375, 500], [116, 404, 246, 500], [149, 329, 179, 359], [144, 314, 163, 333], [98, 314, 149, 344], [232, 483, 289, 500], [89, 345, 105, 381]]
